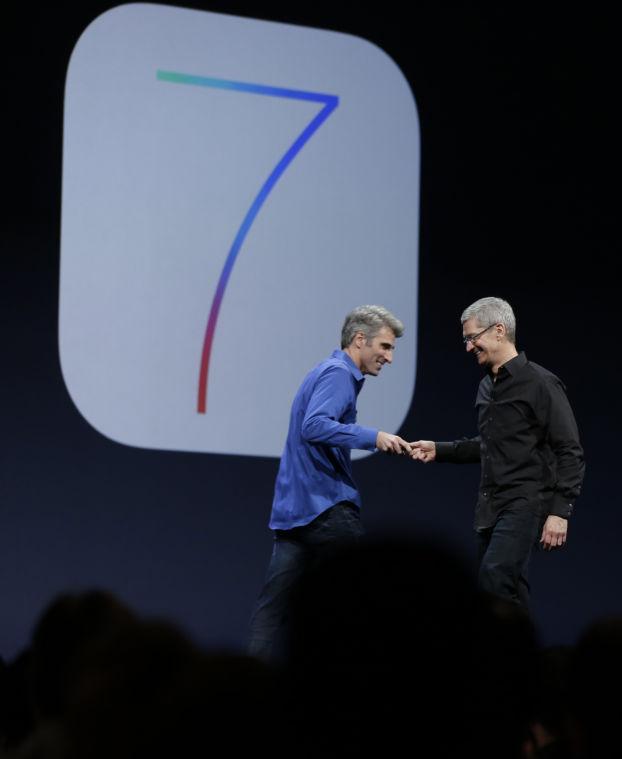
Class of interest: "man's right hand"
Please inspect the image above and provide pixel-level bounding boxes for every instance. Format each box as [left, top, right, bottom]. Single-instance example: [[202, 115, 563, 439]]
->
[[409, 440, 436, 462], [376, 431, 412, 455]]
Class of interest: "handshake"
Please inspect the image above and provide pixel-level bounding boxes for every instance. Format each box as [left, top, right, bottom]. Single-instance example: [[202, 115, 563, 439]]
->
[[376, 432, 436, 462]]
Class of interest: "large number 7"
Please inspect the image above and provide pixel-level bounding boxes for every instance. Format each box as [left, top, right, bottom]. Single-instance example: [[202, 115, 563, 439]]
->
[[157, 70, 339, 413]]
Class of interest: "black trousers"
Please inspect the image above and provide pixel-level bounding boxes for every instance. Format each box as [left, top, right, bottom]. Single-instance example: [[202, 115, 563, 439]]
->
[[248, 501, 363, 661], [476, 498, 545, 609]]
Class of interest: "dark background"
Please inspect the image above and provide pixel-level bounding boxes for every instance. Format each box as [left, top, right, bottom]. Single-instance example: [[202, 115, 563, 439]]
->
[[2, 2, 618, 660]]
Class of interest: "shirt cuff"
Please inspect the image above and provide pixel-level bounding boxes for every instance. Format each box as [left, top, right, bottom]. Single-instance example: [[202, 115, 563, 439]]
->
[[434, 442, 454, 462], [361, 427, 379, 450], [549, 495, 575, 519]]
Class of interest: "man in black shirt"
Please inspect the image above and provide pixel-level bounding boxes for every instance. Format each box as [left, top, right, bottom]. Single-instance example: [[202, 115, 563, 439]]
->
[[411, 296, 584, 608]]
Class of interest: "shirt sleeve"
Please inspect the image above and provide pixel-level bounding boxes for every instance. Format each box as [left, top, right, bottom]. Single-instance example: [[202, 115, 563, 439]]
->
[[301, 365, 378, 450], [544, 377, 585, 518], [435, 437, 481, 463]]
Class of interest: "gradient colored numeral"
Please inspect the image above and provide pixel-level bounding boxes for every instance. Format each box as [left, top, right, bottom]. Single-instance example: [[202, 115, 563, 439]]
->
[[157, 70, 339, 413]]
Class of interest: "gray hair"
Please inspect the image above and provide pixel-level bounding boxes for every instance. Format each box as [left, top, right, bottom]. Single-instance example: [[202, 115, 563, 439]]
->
[[461, 296, 516, 343], [341, 305, 404, 348]]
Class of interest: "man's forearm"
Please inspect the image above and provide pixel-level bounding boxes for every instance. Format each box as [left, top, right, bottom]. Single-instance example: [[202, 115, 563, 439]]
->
[[435, 437, 481, 463]]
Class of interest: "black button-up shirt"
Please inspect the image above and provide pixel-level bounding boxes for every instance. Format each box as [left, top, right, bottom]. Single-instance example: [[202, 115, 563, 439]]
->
[[436, 352, 585, 529]]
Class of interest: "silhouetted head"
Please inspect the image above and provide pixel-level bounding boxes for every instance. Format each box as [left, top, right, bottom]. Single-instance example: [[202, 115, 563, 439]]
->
[[31, 589, 136, 719], [283, 536, 537, 757], [568, 616, 622, 758]]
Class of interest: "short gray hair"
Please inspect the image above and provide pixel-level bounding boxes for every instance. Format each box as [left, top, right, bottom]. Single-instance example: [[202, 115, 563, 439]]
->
[[341, 305, 404, 348], [461, 297, 516, 343]]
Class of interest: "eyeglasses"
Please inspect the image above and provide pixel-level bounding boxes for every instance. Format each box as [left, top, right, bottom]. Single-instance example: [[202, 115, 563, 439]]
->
[[462, 323, 495, 345]]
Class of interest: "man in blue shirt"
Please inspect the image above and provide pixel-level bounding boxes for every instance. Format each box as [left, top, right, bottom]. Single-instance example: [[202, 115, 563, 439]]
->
[[249, 305, 411, 660]]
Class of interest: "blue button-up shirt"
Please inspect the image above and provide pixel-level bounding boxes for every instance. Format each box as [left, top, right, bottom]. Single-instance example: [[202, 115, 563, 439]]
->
[[269, 350, 378, 530]]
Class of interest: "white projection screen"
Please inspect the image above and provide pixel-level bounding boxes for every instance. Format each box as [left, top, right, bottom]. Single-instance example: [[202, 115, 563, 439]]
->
[[59, 3, 420, 458]]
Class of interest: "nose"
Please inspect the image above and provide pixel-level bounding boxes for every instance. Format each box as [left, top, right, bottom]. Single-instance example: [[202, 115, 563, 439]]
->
[[465, 340, 474, 352], [385, 350, 393, 364]]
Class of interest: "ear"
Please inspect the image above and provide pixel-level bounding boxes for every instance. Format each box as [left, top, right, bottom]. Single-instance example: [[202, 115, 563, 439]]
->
[[496, 323, 506, 339], [354, 331, 366, 348]]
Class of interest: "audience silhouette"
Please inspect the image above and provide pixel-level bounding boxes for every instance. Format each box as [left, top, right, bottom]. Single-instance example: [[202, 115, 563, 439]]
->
[[282, 535, 538, 758], [0, 549, 619, 759], [567, 617, 622, 759], [1, 590, 275, 758]]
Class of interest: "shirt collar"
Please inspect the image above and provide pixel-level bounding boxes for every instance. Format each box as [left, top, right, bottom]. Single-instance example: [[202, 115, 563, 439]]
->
[[496, 350, 527, 378], [332, 349, 365, 382]]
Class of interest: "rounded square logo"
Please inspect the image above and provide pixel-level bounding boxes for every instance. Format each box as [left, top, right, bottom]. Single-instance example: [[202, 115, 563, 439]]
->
[[59, 3, 420, 457]]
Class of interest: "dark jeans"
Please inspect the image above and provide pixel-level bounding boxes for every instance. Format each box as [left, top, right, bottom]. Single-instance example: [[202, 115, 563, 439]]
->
[[248, 501, 363, 661], [476, 498, 545, 609]]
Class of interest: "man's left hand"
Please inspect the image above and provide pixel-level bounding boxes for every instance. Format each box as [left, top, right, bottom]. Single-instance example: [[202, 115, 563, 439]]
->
[[540, 515, 568, 551]]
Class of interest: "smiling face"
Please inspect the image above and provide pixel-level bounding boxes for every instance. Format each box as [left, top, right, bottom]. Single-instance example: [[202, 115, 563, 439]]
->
[[462, 319, 499, 366], [462, 317, 517, 373], [351, 326, 396, 376]]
